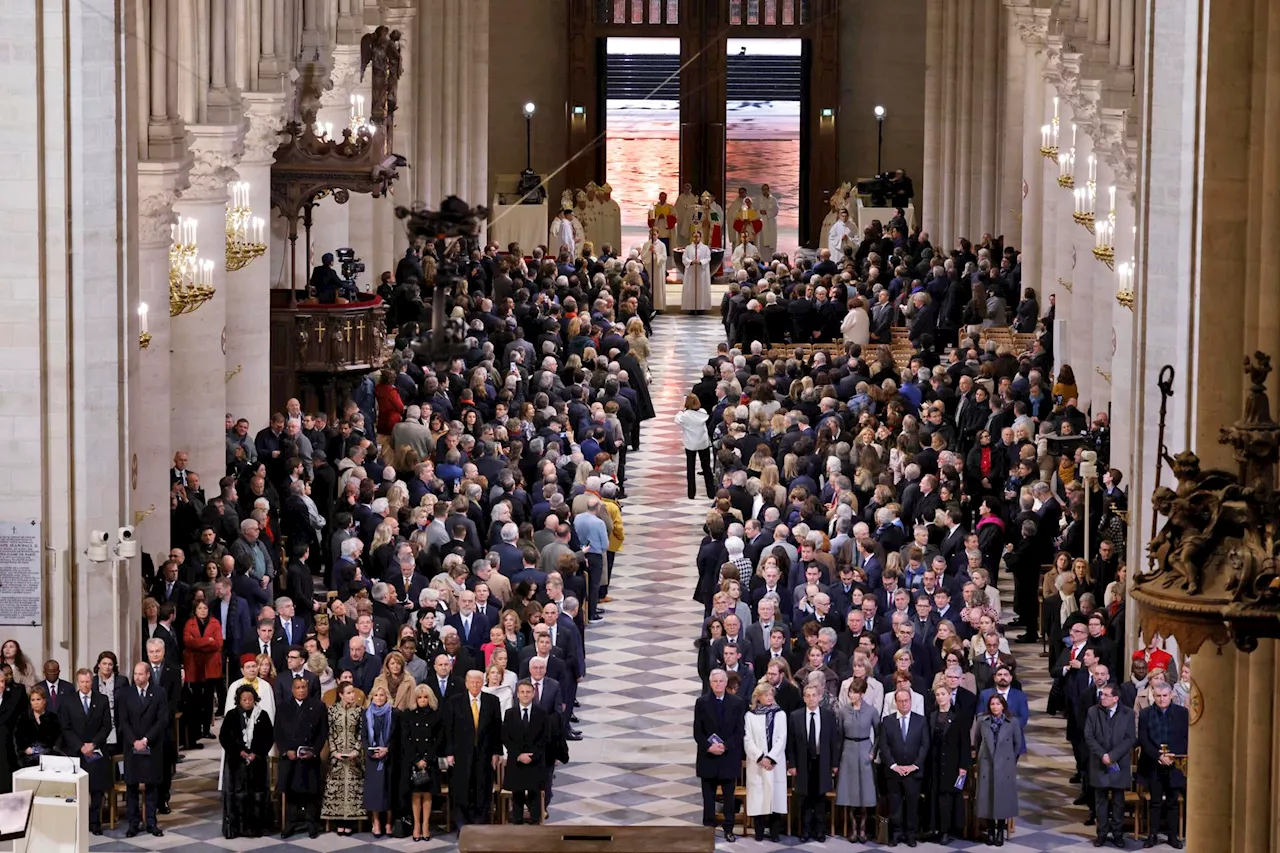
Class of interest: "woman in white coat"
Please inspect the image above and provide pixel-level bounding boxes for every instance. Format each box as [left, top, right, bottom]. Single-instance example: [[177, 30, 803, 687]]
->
[[744, 682, 788, 842], [840, 295, 871, 346], [681, 229, 713, 312], [675, 394, 713, 500]]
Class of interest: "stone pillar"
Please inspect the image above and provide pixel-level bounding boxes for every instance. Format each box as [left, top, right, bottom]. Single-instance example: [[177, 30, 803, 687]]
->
[[416, 0, 489, 207], [922, 0, 944, 241], [311, 46, 361, 270], [1186, 647, 1237, 853], [999, 1, 1028, 243], [938, 0, 958, 248], [133, 163, 189, 564], [225, 94, 286, 427], [1108, 146, 1137, 474], [1063, 114, 1094, 375], [172, 125, 242, 486], [976, 0, 999, 234], [1243, 641, 1276, 853], [383, 2, 418, 261], [1018, 9, 1050, 294]]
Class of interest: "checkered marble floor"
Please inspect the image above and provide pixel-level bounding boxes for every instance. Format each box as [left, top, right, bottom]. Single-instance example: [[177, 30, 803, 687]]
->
[[92, 315, 1172, 852]]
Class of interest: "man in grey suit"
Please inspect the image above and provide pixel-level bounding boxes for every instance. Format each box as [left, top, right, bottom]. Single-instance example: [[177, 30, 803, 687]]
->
[[1084, 682, 1136, 848]]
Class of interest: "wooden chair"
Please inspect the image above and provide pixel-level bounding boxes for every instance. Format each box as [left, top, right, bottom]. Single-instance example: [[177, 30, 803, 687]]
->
[[496, 763, 545, 825]]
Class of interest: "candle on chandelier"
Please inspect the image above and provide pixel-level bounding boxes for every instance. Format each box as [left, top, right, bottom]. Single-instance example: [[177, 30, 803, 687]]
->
[[1053, 96, 1059, 122], [253, 217, 264, 244], [1071, 123, 1077, 149], [137, 302, 148, 335], [1108, 185, 1116, 214], [1041, 125, 1050, 148], [1088, 155, 1097, 184]]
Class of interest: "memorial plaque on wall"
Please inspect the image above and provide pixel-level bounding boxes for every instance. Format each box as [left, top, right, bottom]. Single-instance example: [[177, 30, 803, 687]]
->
[[0, 520, 41, 626]]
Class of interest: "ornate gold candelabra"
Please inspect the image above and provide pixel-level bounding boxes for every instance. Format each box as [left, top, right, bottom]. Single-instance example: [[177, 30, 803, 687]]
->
[[169, 217, 216, 317], [1093, 187, 1117, 269], [1116, 261, 1135, 309], [225, 181, 266, 271]]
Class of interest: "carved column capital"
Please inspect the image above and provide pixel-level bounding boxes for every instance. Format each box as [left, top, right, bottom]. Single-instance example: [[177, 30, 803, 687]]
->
[[241, 92, 289, 166], [321, 45, 363, 108], [184, 124, 245, 202], [1017, 7, 1052, 46], [137, 159, 192, 247]]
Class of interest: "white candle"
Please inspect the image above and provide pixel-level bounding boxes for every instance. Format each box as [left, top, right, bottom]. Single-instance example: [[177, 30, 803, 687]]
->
[[1108, 185, 1116, 214], [137, 302, 148, 334], [1071, 123, 1077, 148], [1088, 155, 1096, 184], [1053, 96, 1059, 121]]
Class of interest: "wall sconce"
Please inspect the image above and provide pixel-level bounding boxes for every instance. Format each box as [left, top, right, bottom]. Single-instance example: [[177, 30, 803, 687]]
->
[[1116, 260, 1135, 310], [137, 303, 151, 349], [573, 105, 586, 116], [1093, 184, 1116, 269]]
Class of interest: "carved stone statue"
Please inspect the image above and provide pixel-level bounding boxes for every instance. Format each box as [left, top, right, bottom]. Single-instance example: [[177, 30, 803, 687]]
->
[[360, 26, 397, 124]]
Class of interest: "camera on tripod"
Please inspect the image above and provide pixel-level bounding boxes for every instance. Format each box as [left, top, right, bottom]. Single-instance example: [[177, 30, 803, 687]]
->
[[336, 247, 365, 286]]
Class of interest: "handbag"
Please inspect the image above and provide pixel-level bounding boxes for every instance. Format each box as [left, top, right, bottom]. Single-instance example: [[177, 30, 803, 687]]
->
[[411, 768, 431, 787]]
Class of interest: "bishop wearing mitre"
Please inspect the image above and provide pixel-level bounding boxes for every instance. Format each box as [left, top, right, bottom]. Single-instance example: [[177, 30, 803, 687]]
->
[[726, 186, 748, 226], [758, 184, 779, 259], [648, 191, 677, 251], [597, 184, 623, 253], [692, 192, 724, 250], [674, 183, 698, 247]]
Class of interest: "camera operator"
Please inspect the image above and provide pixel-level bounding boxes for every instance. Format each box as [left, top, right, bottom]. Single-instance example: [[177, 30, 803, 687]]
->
[[311, 252, 346, 305], [889, 169, 914, 209]]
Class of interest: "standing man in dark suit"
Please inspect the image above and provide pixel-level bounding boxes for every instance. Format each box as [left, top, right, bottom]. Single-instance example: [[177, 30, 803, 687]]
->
[[1137, 682, 1187, 849], [442, 670, 503, 826], [502, 681, 550, 824], [117, 661, 169, 837], [150, 560, 192, 627], [880, 687, 930, 847], [426, 653, 462, 706], [693, 669, 746, 842], [445, 590, 491, 652], [283, 544, 319, 631], [58, 668, 112, 835], [274, 646, 321, 707], [211, 577, 252, 709], [275, 676, 328, 839], [37, 660, 74, 716], [274, 597, 306, 649], [1084, 682, 1137, 848], [786, 681, 840, 842], [143, 639, 182, 812]]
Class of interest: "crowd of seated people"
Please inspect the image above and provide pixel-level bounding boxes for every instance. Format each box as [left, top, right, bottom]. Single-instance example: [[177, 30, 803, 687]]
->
[[685, 227, 1188, 849]]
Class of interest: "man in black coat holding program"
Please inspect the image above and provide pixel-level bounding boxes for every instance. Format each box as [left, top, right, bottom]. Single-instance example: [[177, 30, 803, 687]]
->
[[879, 686, 931, 847], [693, 669, 746, 842]]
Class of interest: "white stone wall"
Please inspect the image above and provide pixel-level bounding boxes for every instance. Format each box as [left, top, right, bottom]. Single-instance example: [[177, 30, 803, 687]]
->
[[0, 0, 136, 669]]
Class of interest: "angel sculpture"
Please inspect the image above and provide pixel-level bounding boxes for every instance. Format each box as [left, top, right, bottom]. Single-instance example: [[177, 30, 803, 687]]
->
[[360, 26, 392, 122]]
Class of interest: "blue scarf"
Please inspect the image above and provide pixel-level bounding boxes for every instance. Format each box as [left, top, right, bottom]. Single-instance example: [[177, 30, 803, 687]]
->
[[366, 701, 393, 749]]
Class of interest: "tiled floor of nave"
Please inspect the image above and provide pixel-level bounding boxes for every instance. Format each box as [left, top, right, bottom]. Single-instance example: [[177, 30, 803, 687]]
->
[[90, 314, 1171, 852]]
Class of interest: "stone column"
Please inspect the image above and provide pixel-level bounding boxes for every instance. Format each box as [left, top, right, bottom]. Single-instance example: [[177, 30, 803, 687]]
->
[[172, 125, 243, 485], [1108, 142, 1138, 474], [225, 94, 286, 427], [383, 2, 417, 261], [999, 1, 1028, 243], [938, 0, 958, 248], [975, 0, 999, 234], [1018, 9, 1050, 295], [416, 0, 489, 207], [311, 45, 361, 270], [1063, 110, 1093, 375], [133, 163, 189, 563], [922, 0, 943, 242], [1186, 646, 1237, 853]]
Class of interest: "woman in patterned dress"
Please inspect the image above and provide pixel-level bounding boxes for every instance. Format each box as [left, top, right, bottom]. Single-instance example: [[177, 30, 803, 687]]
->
[[322, 682, 366, 835]]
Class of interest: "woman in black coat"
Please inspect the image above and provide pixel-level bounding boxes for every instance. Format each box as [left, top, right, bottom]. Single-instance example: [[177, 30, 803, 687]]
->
[[694, 520, 729, 615], [14, 685, 60, 766], [925, 685, 972, 845], [219, 685, 275, 838], [0, 666, 29, 791], [401, 685, 442, 841]]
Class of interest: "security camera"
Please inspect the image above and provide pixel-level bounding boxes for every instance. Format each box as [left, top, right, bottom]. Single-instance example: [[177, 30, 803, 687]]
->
[[87, 530, 110, 563], [116, 526, 138, 559]]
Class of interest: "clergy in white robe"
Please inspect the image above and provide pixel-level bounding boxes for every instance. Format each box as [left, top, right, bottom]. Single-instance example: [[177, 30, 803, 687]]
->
[[726, 186, 748, 226], [682, 231, 713, 312], [550, 210, 576, 259], [758, 184, 779, 259], [827, 208, 855, 258], [640, 227, 668, 311], [730, 231, 761, 269], [674, 183, 698, 247], [574, 190, 593, 249], [649, 191, 677, 250], [568, 211, 586, 257], [598, 183, 623, 253]]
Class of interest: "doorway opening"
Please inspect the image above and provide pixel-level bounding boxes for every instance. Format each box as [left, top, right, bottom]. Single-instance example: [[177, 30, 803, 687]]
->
[[605, 37, 681, 254], [725, 38, 801, 262]]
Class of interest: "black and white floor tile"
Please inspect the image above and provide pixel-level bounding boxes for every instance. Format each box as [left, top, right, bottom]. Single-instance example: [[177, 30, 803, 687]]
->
[[92, 315, 1171, 852]]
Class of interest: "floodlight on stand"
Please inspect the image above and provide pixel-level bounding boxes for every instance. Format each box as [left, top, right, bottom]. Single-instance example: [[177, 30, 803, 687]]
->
[[523, 102, 536, 117], [874, 105, 886, 120]]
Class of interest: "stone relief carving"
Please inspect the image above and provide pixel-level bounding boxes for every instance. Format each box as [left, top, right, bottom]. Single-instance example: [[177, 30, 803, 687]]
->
[[243, 108, 288, 165], [138, 188, 180, 246], [187, 145, 243, 201], [320, 49, 363, 107]]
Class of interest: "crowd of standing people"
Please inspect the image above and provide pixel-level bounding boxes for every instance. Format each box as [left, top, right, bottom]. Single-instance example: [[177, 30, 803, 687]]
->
[[684, 219, 1189, 849]]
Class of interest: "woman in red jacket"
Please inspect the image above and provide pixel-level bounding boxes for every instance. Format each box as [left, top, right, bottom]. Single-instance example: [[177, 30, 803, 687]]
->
[[374, 369, 405, 438], [182, 600, 224, 747]]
